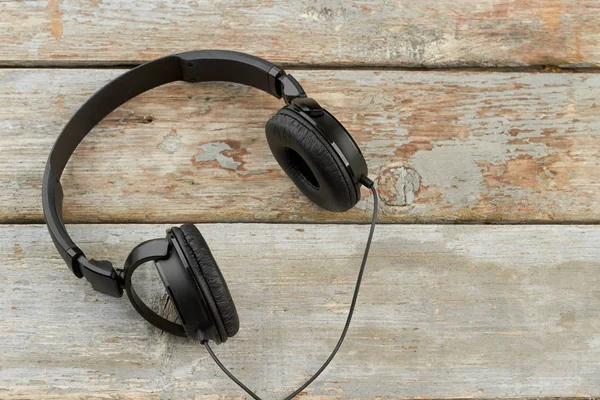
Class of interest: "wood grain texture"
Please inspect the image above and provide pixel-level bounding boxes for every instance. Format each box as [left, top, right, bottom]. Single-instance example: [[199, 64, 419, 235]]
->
[[1, 224, 599, 399], [1, 69, 599, 224], [1, 0, 600, 68]]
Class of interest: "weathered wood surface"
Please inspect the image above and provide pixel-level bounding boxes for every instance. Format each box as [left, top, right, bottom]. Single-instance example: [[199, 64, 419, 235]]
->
[[2, 0, 600, 68], [1, 224, 599, 399], [1, 69, 599, 224]]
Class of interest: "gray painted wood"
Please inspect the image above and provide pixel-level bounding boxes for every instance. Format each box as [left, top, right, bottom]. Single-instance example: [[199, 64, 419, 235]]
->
[[2, 69, 599, 224], [2, 0, 600, 68], [1, 224, 599, 399]]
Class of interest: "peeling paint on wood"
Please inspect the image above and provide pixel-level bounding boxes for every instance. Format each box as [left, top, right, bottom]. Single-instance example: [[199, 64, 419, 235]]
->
[[1, 0, 600, 67], [378, 165, 422, 206], [1, 69, 598, 224], [44, 0, 63, 41], [1, 224, 599, 398]]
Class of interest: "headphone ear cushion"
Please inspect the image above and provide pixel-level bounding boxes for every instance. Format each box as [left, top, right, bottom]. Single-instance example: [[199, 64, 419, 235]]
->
[[171, 224, 239, 341], [265, 108, 358, 212]]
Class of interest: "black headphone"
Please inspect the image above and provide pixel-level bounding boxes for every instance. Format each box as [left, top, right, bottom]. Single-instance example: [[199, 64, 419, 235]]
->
[[42, 50, 379, 399]]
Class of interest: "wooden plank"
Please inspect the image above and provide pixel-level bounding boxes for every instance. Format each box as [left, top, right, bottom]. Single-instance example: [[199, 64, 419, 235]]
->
[[2, 69, 599, 224], [1, 1, 600, 68], [1, 224, 599, 398]]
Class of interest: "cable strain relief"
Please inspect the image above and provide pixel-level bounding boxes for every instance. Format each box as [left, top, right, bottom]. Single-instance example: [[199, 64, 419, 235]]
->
[[195, 330, 210, 344], [359, 175, 375, 188]]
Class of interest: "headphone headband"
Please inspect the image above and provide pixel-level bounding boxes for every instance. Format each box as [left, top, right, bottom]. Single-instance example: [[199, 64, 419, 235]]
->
[[42, 50, 306, 297]]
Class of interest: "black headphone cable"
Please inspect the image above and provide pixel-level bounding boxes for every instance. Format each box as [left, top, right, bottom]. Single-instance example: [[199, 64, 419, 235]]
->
[[203, 181, 379, 400]]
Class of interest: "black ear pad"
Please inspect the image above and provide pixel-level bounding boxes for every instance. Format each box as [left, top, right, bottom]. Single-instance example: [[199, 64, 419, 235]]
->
[[171, 224, 239, 341], [265, 108, 358, 212]]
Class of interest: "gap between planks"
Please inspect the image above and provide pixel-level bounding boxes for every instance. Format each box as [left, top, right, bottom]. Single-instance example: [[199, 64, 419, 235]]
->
[[4, 221, 600, 226], [2, 61, 600, 73]]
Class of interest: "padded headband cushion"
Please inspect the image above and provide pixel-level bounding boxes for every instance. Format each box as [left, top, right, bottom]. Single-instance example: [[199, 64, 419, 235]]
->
[[265, 108, 358, 212], [171, 224, 239, 340]]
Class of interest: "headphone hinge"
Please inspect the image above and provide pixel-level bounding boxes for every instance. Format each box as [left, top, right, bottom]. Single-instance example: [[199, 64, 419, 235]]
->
[[78, 255, 124, 298], [278, 73, 307, 105]]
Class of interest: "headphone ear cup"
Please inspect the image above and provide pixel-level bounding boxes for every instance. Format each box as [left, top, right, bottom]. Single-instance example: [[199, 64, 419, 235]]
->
[[265, 108, 358, 212], [171, 224, 239, 342]]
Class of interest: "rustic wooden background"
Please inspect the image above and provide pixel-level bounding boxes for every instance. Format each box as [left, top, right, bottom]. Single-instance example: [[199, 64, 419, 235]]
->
[[1, 1, 599, 399]]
